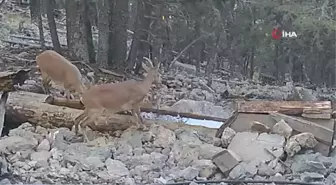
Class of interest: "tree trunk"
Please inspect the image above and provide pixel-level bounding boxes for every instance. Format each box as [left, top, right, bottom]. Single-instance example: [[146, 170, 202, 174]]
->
[[30, 0, 39, 23], [97, 0, 110, 66], [84, 0, 95, 64], [65, 0, 90, 62], [36, 0, 45, 49], [46, 0, 61, 53], [128, 0, 152, 73], [108, 0, 129, 69]]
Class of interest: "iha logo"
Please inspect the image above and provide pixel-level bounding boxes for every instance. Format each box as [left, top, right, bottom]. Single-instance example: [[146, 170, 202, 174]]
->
[[272, 28, 297, 40]]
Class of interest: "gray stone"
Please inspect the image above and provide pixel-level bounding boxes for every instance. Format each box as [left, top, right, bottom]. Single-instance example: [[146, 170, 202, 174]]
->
[[0, 156, 8, 175], [126, 154, 152, 168], [180, 167, 199, 180], [326, 173, 336, 185], [250, 121, 270, 133], [30, 151, 51, 162], [133, 148, 144, 156], [284, 138, 301, 157], [0, 178, 11, 185], [80, 156, 105, 170], [191, 160, 216, 178], [292, 133, 318, 148], [36, 139, 51, 151], [300, 172, 324, 182], [198, 143, 223, 160], [150, 152, 168, 168], [0, 136, 38, 154], [228, 132, 285, 162], [153, 177, 167, 184], [221, 127, 236, 148], [150, 125, 176, 148], [229, 161, 258, 179], [291, 157, 327, 175], [258, 162, 276, 177], [174, 128, 203, 145], [171, 141, 199, 167], [212, 149, 242, 174], [105, 159, 130, 180], [271, 119, 293, 139]]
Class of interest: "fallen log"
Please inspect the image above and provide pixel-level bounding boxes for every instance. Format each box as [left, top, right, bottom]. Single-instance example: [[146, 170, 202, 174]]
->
[[238, 100, 332, 114], [5, 91, 218, 135], [45, 95, 229, 123], [6, 91, 137, 132]]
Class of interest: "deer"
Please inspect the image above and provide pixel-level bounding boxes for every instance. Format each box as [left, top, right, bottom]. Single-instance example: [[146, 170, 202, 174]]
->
[[74, 57, 161, 142], [36, 50, 89, 99]]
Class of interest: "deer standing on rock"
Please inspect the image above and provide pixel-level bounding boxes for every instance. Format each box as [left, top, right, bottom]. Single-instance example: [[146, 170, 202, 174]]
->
[[74, 57, 161, 142], [36, 50, 88, 99]]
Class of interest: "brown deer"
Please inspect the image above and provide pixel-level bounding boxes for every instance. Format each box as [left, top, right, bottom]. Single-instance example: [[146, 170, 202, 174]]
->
[[74, 57, 161, 142], [36, 50, 89, 99]]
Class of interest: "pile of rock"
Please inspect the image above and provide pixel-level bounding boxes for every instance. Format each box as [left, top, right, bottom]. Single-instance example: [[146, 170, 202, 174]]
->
[[0, 119, 335, 185]]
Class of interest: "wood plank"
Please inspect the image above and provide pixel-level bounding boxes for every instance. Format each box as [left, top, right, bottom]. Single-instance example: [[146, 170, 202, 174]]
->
[[270, 112, 334, 145], [302, 108, 332, 119], [238, 101, 331, 114]]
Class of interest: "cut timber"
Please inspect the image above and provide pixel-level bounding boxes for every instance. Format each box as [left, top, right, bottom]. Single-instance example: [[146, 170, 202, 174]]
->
[[238, 101, 332, 114], [45, 96, 229, 123], [6, 91, 219, 135], [0, 69, 31, 91], [302, 108, 332, 119], [270, 112, 334, 145]]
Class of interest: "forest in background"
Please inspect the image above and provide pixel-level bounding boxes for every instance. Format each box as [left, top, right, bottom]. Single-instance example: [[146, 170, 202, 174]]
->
[[25, 0, 336, 87]]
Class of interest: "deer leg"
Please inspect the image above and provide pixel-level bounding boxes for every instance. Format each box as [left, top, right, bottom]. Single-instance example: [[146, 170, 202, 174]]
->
[[41, 74, 51, 95], [131, 106, 146, 130], [80, 109, 103, 143], [74, 109, 88, 135], [64, 89, 74, 100]]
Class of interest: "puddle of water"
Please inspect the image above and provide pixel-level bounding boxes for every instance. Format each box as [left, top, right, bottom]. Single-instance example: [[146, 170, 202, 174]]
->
[[140, 112, 223, 129]]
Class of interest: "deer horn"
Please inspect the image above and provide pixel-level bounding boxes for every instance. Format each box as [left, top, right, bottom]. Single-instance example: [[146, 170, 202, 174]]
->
[[143, 57, 154, 67]]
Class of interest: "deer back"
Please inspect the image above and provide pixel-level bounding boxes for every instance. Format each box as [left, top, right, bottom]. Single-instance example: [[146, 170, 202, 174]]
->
[[36, 50, 85, 92]]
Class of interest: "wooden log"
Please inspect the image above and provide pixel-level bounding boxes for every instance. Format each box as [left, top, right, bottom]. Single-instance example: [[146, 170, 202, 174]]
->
[[6, 91, 136, 132], [0, 69, 31, 91], [238, 100, 332, 114], [45, 95, 229, 123], [5, 91, 219, 136]]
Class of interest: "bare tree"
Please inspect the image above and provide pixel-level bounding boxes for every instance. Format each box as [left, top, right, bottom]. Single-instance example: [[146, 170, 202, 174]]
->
[[29, 0, 40, 23], [36, 0, 45, 48], [65, 0, 94, 63], [128, 0, 153, 73], [46, 0, 61, 53], [97, 0, 111, 66], [108, 0, 129, 69]]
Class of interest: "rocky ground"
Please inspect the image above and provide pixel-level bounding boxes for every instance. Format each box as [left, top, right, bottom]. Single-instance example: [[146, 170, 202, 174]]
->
[[0, 119, 335, 185]]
